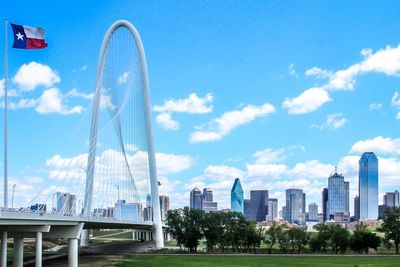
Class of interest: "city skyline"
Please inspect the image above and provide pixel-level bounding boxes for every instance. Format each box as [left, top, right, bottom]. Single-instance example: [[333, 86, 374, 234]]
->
[[1, 2, 400, 215]]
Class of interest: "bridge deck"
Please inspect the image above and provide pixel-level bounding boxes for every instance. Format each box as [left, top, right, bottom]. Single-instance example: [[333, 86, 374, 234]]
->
[[0, 210, 154, 230]]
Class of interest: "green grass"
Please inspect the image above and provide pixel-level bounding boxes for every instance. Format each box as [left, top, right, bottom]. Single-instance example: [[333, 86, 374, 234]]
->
[[118, 255, 400, 267]]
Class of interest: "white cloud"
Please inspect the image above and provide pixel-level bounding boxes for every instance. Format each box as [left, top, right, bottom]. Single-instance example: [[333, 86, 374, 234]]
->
[[350, 136, 400, 155], [289, 63, 298, 78], [190, 103, 275, 143], [9, 98, 37, 110], [284, 44, 400, 114], [155, 152, 193, 175], [326, 45, 400, 91], [35, 88, 84, 115], [311, 113, 347, 130], [66, 88, 93, 100], [290, 160, 334, 179], [305, 67, 332, 79], [13, 62, 60, 91], [252, 145, 305, 164], [282, 88, 332, 114], [72, 65, 87, 72], [117, 71, 130, 84], [246, 163, 289, 179], [155, 112, 180, 131], [153, 93, 213, 114], [369, 102, 383, 111], [379, 157, 400, 186], [203, 165, 244, 181]]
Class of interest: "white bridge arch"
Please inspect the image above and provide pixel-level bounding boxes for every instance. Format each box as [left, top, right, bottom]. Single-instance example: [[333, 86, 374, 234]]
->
[[82, 20, 163, 249]]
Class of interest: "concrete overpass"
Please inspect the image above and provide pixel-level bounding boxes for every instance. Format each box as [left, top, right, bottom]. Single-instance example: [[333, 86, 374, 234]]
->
[[0, 209, 159, 267]]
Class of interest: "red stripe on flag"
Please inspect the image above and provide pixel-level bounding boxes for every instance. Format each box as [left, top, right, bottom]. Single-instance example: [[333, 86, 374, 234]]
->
[[26, 38, 48, 49]]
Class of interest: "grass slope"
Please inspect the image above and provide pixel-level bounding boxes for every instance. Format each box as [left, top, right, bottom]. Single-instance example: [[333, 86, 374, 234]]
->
[[119, 255, 400, 267]]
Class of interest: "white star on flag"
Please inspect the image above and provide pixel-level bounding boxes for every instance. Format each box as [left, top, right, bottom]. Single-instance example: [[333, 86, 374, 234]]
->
[[16, 32, 24, 40]]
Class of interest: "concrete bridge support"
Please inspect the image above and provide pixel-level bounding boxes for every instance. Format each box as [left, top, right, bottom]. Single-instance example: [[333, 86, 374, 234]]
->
[[68, 238, 78, 267], [35, 232, 42, 267], [13, 237, 23, 267], [1, 231, 7, 267]]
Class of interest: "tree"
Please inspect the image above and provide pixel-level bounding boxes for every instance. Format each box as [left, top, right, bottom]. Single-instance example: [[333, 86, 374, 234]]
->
[[350, 225, 381, 254], [309, 234, 324, 253], [264, 222, 281, 254], [312, 224, 331, 253], [329, 225, 349, 254], [276, 224, 290, 254], [165, 209, 185, 250], [242, 221, 263, 253], [201, 212, 225, 252], [379, 207, 400, 254], [182, 207, 204, 252], [287, 227, 309, 254]]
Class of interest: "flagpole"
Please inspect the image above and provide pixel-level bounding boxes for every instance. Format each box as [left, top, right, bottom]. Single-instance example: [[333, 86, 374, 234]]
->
[[4, 18, 8, 208]]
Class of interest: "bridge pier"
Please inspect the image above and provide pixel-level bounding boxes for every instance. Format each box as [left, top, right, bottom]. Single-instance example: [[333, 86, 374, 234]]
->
[[80, 229, 89, 247], [68, 238, 78, 267], [36, 232, 42, 267], [13, 237, 23, 267], [1, 231, 7, 267]]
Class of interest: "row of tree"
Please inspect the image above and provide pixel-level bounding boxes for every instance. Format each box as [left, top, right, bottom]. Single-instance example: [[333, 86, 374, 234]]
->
[[165, 207, 400, 254]]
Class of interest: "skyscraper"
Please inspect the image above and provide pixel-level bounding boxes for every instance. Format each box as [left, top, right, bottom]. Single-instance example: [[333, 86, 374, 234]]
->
[[267, 198, 278, 221], [308, 203, 318, 221], [190, 187, 203, 210], [159, 195, 170, 221], [55, 192, 76, 215], [384, 191, 400, 207], [354, 195, 360, 221], [322, 188, 328, 222], [203, 188, 213, 201], [302, 193, 306, 214], [244, 199, 251, 219], [202, 188, 218, 213], [359, 152, 378, 219], [286, 188, 304, 224], [248, 190, 268, 222], [231, 178, 244, 214], [327, 171, 349, 221], [345, 181, 350, 215]]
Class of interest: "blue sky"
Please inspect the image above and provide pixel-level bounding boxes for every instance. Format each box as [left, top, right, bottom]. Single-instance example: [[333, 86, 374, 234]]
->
[[1, 1, 400, 214]]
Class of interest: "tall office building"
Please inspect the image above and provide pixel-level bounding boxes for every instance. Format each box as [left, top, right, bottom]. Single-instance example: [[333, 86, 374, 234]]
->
[[359, 152, 378, 219], [308, 203, 318, 221], [302, 193, 306, 214], [248, 190, 269, 222], [203, 188, 213, 201], [384, 191, 400, 207], [354, 195, 360, 221], [281, 206, 287, 219], [202, 188, 218, 213], [190, 187, 203, 210], [327, 171, 349, 221], [286, 189, 304, 224], [55, 192, 76, 215], [322, 188, 328, 222], [115, 200, 142, 221], [159, 195, 170, 221], [231, 178, 244, 214], [267, 198, 278, 221], [244, 199, 251, 219]]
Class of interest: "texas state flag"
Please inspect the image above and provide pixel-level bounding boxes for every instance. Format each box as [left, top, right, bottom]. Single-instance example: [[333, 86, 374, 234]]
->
[[10, 23, 48, 49]]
